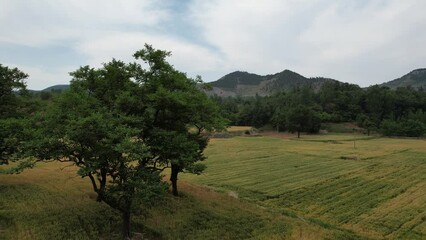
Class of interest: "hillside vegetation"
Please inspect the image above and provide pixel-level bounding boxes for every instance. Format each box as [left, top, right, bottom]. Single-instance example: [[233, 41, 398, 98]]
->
[[382, 69, 426, 89], [207, 70, 337, 97]]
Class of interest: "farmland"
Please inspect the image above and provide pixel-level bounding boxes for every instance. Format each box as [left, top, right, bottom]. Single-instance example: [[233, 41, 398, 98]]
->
[[1, 133, 425, 239], [183, 133, 426, 239]]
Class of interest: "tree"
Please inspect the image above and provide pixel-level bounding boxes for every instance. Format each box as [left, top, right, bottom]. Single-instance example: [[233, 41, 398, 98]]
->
[[0, 64, 28, 118], [132, 45, 225, 196], [29, 59, 167, 239], [0, 64, 30, 166], [27, 45, 224, 238], [286, 105, 321, 138]]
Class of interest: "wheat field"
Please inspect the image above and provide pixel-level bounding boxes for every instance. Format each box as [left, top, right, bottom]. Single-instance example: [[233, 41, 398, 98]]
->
[[183, 134, 426, 239]]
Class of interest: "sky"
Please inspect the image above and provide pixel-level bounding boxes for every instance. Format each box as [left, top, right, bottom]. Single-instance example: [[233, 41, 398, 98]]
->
[[1, 0, 426, 90]]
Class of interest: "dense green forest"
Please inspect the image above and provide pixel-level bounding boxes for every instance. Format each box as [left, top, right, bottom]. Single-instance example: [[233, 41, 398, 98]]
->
[[211, 82, 426, 137]]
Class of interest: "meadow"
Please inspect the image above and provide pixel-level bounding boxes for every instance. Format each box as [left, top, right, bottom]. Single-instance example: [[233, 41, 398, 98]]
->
[[1, 132, 425, 239]]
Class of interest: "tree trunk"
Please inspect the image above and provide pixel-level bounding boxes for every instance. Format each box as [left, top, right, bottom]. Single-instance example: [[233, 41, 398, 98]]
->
[[122, 211, 131, 240], [170, 164, 179, 196], [297, 130, 300, 138]]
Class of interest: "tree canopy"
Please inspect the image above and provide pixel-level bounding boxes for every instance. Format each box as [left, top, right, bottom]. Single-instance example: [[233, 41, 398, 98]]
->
[[0, 64, 31, 166], [24, 45, 224, 238]]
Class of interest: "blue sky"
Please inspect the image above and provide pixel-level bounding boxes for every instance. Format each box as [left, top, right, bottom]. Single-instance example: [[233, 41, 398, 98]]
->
[[1, 0, 425, 90]]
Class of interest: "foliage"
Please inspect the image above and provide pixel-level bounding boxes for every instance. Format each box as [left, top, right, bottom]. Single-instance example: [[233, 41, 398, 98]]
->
[[286, 105, 321, 137], [212, 82, 426, 137], [0, 64, 28, 118], [28, 59, 168, 238], [0, 64, 35, 166], [132, 45, 225, 196], [21, 45, 224, 238], [381, 119, 425, 137]]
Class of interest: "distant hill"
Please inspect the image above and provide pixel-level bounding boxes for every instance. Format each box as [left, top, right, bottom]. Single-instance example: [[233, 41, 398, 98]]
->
[[381, 69, 426, 89], [41, 84, 70, 92], [207, 70, 339, 97], [34, 68, 426, 96]]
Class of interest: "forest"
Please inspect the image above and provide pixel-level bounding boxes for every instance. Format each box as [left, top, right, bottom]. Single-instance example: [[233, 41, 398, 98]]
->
[[211, 82, 426, 137]]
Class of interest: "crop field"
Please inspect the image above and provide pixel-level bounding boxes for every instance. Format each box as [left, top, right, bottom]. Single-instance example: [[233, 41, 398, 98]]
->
[[183, 133, 426, 239], [1, 133, 425, 239], [0, 159, 349, 239]]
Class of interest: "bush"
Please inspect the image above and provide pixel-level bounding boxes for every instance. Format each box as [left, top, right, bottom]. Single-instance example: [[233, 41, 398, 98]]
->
[[381, 119, 425, 137], [403, 119, 425, 137], [380, 120, 401, 136]]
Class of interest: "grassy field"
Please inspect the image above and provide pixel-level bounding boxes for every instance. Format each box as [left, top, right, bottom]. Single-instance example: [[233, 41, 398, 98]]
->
[[0, 161, 348, 239], [183, 133, 426, 240], [1, 133, 425, 239]]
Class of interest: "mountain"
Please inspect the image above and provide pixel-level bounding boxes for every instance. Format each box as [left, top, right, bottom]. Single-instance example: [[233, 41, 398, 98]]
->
[[207, 70, 339, 97], [381, 68, 426, 89], [41, 84, 70, 92]]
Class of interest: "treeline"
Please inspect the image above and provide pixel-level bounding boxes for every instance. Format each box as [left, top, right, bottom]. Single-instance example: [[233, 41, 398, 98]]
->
[[211, 82, 426, 137]]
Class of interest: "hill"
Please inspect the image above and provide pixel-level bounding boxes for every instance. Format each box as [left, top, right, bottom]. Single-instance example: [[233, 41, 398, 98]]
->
[[41, 84, 70, 92], [207, 70, 339, 97], [381, 68, 426, 89]]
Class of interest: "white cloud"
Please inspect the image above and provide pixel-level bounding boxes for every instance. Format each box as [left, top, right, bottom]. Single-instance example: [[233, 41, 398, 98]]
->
[[0, 0, 171, 47], [189, 0, 426, 85], [77, 31, 223, 77], [1, 0, 426, 88]]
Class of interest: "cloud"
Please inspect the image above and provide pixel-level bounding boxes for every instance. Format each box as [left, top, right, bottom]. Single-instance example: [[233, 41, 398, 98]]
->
[[1, 0, 426, 89], [76, 31, 223, 78], [0, 0, 171, 47], [189, 0, 426, 85]]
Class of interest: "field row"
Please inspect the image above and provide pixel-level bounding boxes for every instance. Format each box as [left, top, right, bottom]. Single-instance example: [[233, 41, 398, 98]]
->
[[184, 135, 426, 239]]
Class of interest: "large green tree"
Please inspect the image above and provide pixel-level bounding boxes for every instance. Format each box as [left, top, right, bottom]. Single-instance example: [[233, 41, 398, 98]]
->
[[30, 59, 166, 239], [28, 45, 224, 238], [132, 45, 225, 196], [0, 64, 30, 166], [0, 64, 28, 118], [286, 105, 321, 138]]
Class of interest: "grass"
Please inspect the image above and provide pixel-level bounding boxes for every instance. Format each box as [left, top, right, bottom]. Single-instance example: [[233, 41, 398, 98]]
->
[[0, 162, 346, 239], [1, 133, 425, 239], [183, 134, 426, 239]]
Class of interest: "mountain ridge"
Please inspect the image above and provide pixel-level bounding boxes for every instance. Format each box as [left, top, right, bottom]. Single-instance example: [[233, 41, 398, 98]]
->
[[29, 68, 426, 95], [380, 68, 426, 89], [207, 69, 339, 97]]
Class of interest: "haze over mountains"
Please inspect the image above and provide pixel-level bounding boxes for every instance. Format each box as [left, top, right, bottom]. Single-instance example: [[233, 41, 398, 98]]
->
[[37, 68, 426, 96]]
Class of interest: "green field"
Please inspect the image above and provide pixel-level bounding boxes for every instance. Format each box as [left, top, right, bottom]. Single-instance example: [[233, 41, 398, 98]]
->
[[1, 133, 425, 239], [0, 162, 344, 240], [183, 133, 426, 239]]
